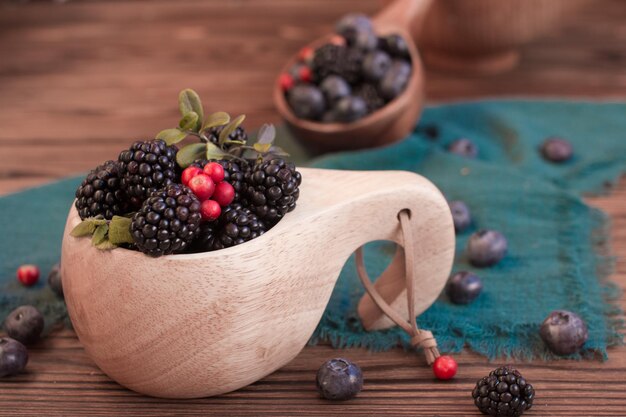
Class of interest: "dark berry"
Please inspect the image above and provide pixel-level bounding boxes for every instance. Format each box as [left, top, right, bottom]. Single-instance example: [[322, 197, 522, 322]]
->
[[311, 44, 363, 84], [362, 50, 391, 81], [467, 230, 508, 267], [16, 265, 39, 287], [417, 123, 440, 140], [379, 60, 411, 100], [432, 355, 457, 380], [380, 34, 410, 59], [130, 183, 202, 257], [472, 366, 534, 416], [334, 96, 368, 122], [118, 139, 178, 207], [335, 14, 373, 46], [287, 84, 326, 120], [316, 358, 363, 401], [320, 75, 351, 104], [193, 204, 266, 252], [206, 125, 248, 150], [0, 338, 28, 378], [47, 263, 63, 298], [3, 306, 44, 345], [354, 83, 385, 113], [446, 271, 483, 305], [448, 138, 478, 158], [75, 160, 129, 220], [449, 200, 472, 232], [540, 310, 588, 355], [540, 137, 573, 163], [352, 28, 378, 52]]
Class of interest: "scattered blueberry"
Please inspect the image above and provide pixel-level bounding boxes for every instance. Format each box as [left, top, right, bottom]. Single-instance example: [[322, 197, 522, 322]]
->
[[316, 358, 363, 400], [540, 310, 588, 355], [334, 96, 368, 122], [287, 85, 326, 120], [320, 75, 351, 104], [380, 34, 410, 59], [3, 305, 44, 345], [417, 123, 439, 140], [48, 263, 63, 298], [335, 13, 373, 45], [540, 137, 573, 163], [362, 50, 391, 81], [0, 337, 28, 378], [446, 271, 483, 305], [449, 200, 471, 233], [467, 230, 507, 267], [448, 138, 478, 158], [379, 61, 411, 100]]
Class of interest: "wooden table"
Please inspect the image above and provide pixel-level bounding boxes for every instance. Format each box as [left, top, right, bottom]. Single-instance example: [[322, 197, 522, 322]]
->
[[1, 1, 625, 415]]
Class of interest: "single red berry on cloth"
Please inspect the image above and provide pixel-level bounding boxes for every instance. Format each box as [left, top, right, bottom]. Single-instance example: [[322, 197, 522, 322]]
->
[[298, 66, 313, 83], [298, 46, 314, 63], [181, 166, 203, 186], [200, 200, 222, 221], [279, 73, 295, 92], [188, 174, 215, 201], [203, 162, 225, 183], [213, 182, 235, 207], [17, 265, 39, 287], [433, 355, 457, 380]]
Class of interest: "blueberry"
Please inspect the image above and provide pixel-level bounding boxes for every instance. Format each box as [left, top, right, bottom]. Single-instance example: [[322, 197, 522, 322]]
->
[[381, 34, 410, 59], [3, 305, 44, 345], [446, 271, 483, 304], [0, 338, 28, 378], [48, 263, 63, 298], [335, 14, 373, 45], [448, 138, 478, 158], [320, 75, 351, 104], [362, 50, 391, 81], [334, 96, 368, 122], [287, 85, 326, 120], [449, 200, 471, 233], [540, 310, 588, 355], [379, 60, 411, 100], [316, 358, 363, 400], [352, 28, 378, 52], [540, 137, 573, 163], [467, 230, 507, 267]]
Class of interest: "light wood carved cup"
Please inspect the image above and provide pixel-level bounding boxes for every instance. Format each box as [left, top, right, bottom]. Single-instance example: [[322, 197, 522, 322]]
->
[[61, 168, 455, 398]]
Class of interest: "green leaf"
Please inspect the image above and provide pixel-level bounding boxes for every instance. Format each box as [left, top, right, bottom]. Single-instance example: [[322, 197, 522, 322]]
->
[[91, 218, 107, 226], [178, 111, 199, 132], [92, 224, 109, 246], [108, 216, 134, 245], [256, 124, 276, 145], [205, 142, 228, 160], [253, 142, 272, 154], [176, 143, 207, 168], [202, 112, 230, 130], [70, 220, 96, 237], [95, 240, 117, 251], [178, 89, 204, 130], [218, 114, 246, 147], [269, 145, 290, 157], [156, 128, 188, 146]]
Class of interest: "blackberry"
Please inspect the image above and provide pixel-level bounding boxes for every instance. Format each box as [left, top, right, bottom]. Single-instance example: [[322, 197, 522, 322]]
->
[[312, 44, 363, 85], [244, 158, 302, 225], [472, 366, 535, 416], [193, 204, 266, 251], [75, 160, 129, 220], [192, 159, 251, 204], [206, 125, 248, 149], [131, 184, 202, 257], [354, 83, 385, 112], [118, 139, 179, 207]]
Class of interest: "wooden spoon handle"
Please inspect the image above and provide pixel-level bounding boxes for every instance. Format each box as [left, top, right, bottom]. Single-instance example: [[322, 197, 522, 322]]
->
[[373, 0, 433, 32]]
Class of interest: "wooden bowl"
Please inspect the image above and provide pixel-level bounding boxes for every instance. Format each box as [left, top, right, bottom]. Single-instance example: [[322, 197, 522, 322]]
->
[[415, 0, 590, 73], [273, 0, 432, 154], [61, 168, 455, 398]]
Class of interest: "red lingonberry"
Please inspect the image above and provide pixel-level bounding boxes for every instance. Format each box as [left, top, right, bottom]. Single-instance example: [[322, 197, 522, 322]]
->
[[203, 162, 225, 183], [279, 73, 295, 92], [188, 174, 215, 201], [200, 200, 222, 221], [181, 166, 203, 186], [17, 264, 39, 287], [329, 35, 346, 46], [298, 66, 313, 83], [433, 355, 457, 380], [298, 46, 314, 63], [212, 182, 235, 207]]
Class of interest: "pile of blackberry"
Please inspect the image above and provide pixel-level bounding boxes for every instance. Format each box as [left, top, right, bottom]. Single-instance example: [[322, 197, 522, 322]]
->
[[282, 13, 412, 123]]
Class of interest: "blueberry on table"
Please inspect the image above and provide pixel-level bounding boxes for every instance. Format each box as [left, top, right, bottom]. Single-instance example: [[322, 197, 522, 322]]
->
[[448, 200, 472, 233], [540, 310, 588, 355], [0, 338, 28, 378], [287, 84, 326, 120], [334, 96, 368, 122], [467, 230, 507, 267], [472, 366, 534, 416], [3, 305, 44, 345], [447, 138, 478, 158], [316, 358, 363, 400], [446, 271, 483, 305], [540, 137, 573, 163], [362, 50, 392, 81], [320, 75, 351, 104], [48, 263, 63, 298]]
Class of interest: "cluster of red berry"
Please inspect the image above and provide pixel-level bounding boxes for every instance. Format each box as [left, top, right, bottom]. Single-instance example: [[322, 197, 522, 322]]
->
[[181, 163, 235, 222]]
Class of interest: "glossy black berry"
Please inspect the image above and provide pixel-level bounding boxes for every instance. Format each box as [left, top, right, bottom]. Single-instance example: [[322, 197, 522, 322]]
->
[[446, 271, 482, 304], [540, 137, 573, 163], [467, 230, 508, 267], [193, 204, 266, 252], [472, 366, 534, 416], [75, 160, 129, 220], [379, 60, 411, 100], [192, 159, 251, 205], [3, 305, 44, 345], [131, 183, 202, 257], [448, 138, 478, 158], [334, 96, 368, 122], [380, 34, 410, 59], [287, 85, 326, 120], [244, 158, 302, 225], [0, 338, 28, 378], [449, 200, 472, 233], [316, 358, 363, 401], [47, 263, 63, 298], [118, 139, 179, 207], [320, 75, 351, 104], [206, 125, 248, 149], [540, 310, 588, 355], [362, 50, 391, 81]]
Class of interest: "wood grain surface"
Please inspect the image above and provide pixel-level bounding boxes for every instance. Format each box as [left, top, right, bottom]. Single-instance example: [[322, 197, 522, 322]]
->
[[0, 0, 625, 415]]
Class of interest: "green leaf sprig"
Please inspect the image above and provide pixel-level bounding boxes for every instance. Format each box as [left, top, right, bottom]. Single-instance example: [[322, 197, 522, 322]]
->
[[70, 216, 134, 250]]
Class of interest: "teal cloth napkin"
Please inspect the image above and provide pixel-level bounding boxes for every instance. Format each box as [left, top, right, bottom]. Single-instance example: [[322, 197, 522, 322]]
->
[[0, 100, 624, 359]]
